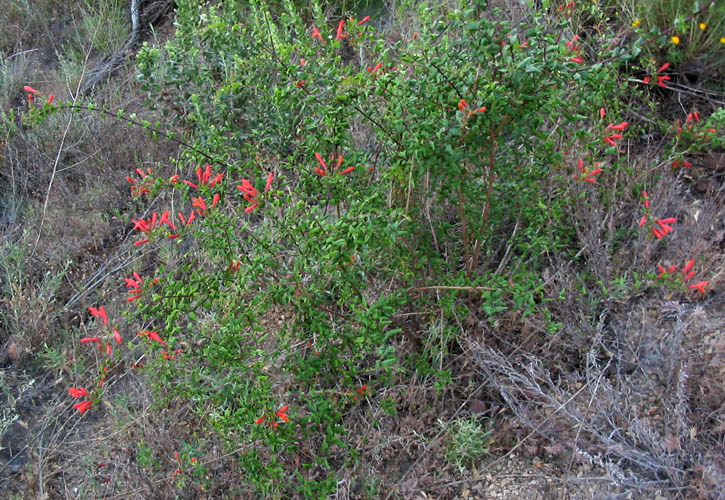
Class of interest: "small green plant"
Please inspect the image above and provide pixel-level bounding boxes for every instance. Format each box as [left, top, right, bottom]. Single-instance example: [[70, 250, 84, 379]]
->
[[443, 415, 493, 474]]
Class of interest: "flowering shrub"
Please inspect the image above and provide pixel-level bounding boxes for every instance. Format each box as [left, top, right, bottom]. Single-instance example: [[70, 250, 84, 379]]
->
[[22, 0, 720, 496]]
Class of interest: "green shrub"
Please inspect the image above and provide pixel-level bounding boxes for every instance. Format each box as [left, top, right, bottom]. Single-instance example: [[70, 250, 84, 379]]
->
[[26, 0, 715, 496]]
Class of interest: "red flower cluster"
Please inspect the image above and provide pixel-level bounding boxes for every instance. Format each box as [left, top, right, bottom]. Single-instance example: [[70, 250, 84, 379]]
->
[[138, 330, 167, 347], [566, 35, 584, 64], [643, 62, 670, 87], [132, 210, 178, 245], [603, 121, 628, 147], [575, 158, 602, 183], [255, 404, 290, 428], [314, 153, 355, 177], [366, 62, 383, 75], [81, 305, 122, 358], [237, 173, 273, 213], [657, 259, 709, 293], [162, 348, 184, 361], [639, 192, 676, 240], [183, 165, 223, 189], [125, 272, 144, 301], [89, 306, 108, 326], [191, 195, 220, 217], [69, 384, 92, 415], [126, 168, 154, 197], [458, 99, 487, 118]]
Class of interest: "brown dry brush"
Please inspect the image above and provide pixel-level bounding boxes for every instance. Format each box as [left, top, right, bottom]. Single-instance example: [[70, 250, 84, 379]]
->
[[468, 301, 723, 498]]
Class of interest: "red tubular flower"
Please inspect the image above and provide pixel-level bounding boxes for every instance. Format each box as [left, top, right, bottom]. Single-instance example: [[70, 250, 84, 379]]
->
[[125, 272, 143, 301], [160, 210, 177, 230], [657, 264, 667, 277], [358, 15, 370, 25], [178, 209, 196, 226], [24, 85, 37, 94], [340, 166, 355, 175], [642, 76, 651, 84], [656, 75, 670, 87], [149, 331, 167, 347], [265, 172, 274, 192], [132, 213, 158, 234], [336, 20, 347, 39], [656, 217, 676, 235], [688, 281, 708, 293], [198, 165, 210, 184], [682, 259, 695, 274], [88, 306, 108, 326], [203, 165, 224, 186], [683, 271, 696, 282], [68, 387, 89, 398], [569, 55, 584, 64], [138, 330, 168, 347], [47, 94, 54, 105], [582, 167, 602, 183], [599, 108, 606, 120], [73, 400, 93, 414], [473, 106, 487, 114], [516, 42, 529, 49], [315, 153, 328, 176], [638, 215, 647, 227], [255, 415, 267, 424], [192, 196, 208, 215], [311, 26, 323, 41], [565, 35, 579, 51], [651, 227, 663, 239], [300, 58, 306, 67], [370, 62, 383, 75], [606, 122, 628, 131], [643, 192, 649, 209], [113, 329, 123, 344], [658, 62, 670, 74], [275, 405, 290, 423], [237, 180, 258, 199], [238, 179, 261, 212], [657, 223, 674, 235], [458, 99, 468, 113]]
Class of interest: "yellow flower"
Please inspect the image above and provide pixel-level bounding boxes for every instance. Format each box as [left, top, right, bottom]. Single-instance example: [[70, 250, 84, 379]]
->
[[721, 37, 725, 44], [632, 19, 640, 28], [699, 23, 706, 30], [671, 35, 680, 45]]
